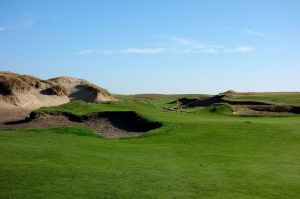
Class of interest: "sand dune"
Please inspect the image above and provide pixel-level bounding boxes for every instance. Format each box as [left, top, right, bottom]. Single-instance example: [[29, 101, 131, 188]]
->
[[0, 72, 115, 122]]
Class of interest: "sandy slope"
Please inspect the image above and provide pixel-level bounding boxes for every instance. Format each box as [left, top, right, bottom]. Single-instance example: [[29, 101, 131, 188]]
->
[[0, 72, 114, 123]]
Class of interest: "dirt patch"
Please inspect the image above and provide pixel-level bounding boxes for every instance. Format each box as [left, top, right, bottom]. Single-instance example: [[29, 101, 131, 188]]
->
[[0, 106, 32, 123], [0, 111, 162, 138]]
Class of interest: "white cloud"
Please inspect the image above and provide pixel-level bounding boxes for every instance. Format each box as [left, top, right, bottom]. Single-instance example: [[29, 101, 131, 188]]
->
[[181, 48, 219, 54], [77, 49, 118, 55], [243, 29, 266, 37], [171, 37, 195, 46], [209, 45, 225, 49], [170, 37, 224, 54], [0, 26, 10, 32], [76, 49, 94, 55], [170, 37, 207, 49], [121, 48, 166, 54], [77, 48, 166, 55], [21, 19, 35, 28], [225, 46, 255, 53], [18, 11, 37, 29], [1, 11, 37, 31], [199, 48, 219, 54], [94, 50, 116, 54], [222, 26, 267, 37], [77, 37, 256, 55]]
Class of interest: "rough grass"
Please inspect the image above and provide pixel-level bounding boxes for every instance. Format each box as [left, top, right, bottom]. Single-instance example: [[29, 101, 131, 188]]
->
[[49, 76, 112, 98], [1, 95, 300, 198], [0, 74, 32, 95], [44, 82, 68, 96], [117, 93, 210, 100], [0, 72, 69, 97], [0, 79, 15, 95], [204, 103, 233, 114], [84, 82, 111, 97], [49, 84, 67, 96]]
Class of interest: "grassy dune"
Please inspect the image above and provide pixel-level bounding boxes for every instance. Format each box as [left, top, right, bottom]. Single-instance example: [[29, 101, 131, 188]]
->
[[1, 94, 300, 199]]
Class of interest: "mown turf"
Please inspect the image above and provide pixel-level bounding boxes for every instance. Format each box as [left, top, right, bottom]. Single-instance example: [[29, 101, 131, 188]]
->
[[226, 92, 300, 106], [1, 95, 300, 199]]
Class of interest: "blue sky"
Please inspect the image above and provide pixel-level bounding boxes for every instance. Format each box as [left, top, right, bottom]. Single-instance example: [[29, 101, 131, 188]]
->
[[0, 0, 299, 94]]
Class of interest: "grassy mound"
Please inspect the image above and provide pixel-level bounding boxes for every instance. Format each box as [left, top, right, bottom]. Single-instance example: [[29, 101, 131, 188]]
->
[[205, 103, 233, 114]]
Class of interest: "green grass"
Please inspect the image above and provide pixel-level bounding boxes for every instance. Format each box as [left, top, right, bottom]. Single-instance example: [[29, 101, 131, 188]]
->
[[226, 92, 300, 106], [1, 95, 300, 199]]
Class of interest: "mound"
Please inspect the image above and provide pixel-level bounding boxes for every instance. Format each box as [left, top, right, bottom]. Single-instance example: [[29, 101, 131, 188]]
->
[[1, 110, 162, 138], [0, 71, 69, 108], [174, 95, 225, 108], [219, 90, 240, 97], [0, 72, 114, 109], [49, 76, 113, 103]]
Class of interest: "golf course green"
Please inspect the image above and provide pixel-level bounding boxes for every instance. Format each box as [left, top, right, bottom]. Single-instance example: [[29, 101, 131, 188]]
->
[[1, 94, 300, 199]]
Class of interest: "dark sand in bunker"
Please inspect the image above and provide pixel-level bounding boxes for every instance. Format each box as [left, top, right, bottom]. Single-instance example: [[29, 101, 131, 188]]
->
[[0, 111, 162, 138]]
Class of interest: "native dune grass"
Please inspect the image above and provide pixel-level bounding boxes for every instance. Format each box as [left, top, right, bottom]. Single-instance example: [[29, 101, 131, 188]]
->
[[0, 72, 114, 108]]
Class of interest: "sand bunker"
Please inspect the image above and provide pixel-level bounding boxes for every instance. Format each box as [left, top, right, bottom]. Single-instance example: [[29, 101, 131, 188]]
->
[[233, 105, 300, 115], [0, 111, 162, 138], [169, 94, 300, 115], [171, 95, 269, 108]]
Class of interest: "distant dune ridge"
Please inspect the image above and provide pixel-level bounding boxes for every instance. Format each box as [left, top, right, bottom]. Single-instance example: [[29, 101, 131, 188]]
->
[[0, 71, 115, 109]]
